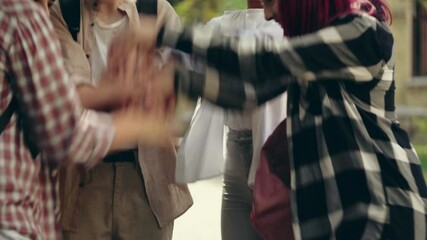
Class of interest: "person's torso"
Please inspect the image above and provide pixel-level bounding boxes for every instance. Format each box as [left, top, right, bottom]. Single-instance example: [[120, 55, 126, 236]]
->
[[79, 0, 180, 78], [0, 1, 61, 239], [91, 16, 129, 84], [58, 0, 193, 230], [286, 28, 426, 236], [79, 0, 141, 82]]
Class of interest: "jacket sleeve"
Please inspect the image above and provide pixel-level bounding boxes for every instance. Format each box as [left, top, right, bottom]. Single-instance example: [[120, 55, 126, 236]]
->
[[156, 0, 181, 30], [158, 15, 392, 109], [8, 3, 114, 166]]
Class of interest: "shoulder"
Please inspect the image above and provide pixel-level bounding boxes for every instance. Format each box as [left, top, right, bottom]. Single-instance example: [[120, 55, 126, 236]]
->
[[256, 20, 283, 38], [49, 0, 63, 18], [156, 0, 180, 27], [206, 15, 223, 27], [319, 13, 393, 45], [332, 14, 390, 34], [1, 0, 53, 44], [157, 0, 174, 12], [328, 14, 394, 61], [0, 0, 60, 66], [157, 0, 178, 18], [49, 0, 68, 27], [129, 0, 178, 21], [2, 0, 49, 25], [1, 0, 40, 15]]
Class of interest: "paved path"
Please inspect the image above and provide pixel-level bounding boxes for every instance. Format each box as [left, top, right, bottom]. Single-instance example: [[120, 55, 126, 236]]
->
[[173, 176, 223, 240]]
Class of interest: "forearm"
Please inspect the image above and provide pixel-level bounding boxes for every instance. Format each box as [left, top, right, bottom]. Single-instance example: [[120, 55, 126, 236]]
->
[[158, 15, 388, 84], [157, 24, 292, 109], [109, 115, 141, 151], [77, 84, 122, 111], [59, 110, 114, 168], [172, 63, 289, 111]]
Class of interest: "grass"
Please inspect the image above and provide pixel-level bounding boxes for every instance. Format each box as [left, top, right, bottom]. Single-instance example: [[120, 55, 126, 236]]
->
[[414, 145, 427, 177]]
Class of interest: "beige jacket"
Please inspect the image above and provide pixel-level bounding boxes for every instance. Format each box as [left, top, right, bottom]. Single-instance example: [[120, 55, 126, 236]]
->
[[50, 0, 193, 231]]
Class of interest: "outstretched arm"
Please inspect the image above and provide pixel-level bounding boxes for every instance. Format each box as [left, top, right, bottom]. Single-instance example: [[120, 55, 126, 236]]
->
[[154, 14, 392, 109], [8, 4, 171, 167]]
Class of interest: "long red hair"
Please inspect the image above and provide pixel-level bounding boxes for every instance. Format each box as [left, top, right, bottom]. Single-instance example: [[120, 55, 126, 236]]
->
[[278, 0, 392, 37]]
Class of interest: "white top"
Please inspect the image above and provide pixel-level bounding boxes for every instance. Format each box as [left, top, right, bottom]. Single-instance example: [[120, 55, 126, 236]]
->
[[208, 9, 288, 185], [207, 9, 283, 130], [176, 9, 287, 185], [91, 16, 129, 84]]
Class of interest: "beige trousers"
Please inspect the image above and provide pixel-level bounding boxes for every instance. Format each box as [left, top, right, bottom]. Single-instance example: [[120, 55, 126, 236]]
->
[[62, 162, 173, 240]]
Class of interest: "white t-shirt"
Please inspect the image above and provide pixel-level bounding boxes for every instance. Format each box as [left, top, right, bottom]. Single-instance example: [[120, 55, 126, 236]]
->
[[91, 16, 129, 84]]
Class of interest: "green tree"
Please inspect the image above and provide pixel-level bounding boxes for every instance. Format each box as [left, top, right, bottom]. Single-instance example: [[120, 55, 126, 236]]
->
[[172, 0, 246, 24]]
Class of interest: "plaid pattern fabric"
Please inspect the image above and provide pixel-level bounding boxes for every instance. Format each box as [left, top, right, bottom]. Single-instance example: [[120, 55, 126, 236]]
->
[[161, 14, 427, 239], [0, 0, 114, 239]]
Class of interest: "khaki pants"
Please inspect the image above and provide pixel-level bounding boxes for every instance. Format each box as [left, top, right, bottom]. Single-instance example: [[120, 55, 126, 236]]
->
[[62, 162, 173, 240]]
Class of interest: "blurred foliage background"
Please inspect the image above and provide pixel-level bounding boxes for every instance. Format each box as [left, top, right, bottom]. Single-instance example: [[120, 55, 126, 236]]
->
[[167, 0, 246, 24], [167, 0, 427, 24]]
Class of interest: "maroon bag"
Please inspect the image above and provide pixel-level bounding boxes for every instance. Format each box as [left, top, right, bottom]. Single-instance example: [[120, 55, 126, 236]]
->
[[250, 119, 294, 240]]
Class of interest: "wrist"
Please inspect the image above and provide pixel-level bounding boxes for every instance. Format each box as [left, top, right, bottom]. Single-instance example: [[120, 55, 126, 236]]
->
[[105, 83, 125, 106]]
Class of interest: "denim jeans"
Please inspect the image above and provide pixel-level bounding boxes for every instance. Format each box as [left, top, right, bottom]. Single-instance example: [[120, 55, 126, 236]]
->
[[221, 129, 261, 240]]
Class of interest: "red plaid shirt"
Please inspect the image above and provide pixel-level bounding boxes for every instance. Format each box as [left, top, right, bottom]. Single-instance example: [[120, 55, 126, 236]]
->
[[0, 1, 115, 239]]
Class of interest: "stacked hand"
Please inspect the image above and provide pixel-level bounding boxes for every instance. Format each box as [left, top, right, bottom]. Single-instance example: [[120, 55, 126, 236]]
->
[[104, 25, 177, 146]]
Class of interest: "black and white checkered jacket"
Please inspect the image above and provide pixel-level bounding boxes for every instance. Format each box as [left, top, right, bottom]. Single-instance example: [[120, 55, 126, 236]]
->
[[159, 13, 427, 240]]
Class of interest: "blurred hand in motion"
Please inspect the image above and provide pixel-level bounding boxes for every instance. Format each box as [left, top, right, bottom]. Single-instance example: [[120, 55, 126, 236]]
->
[[156, 63, 176, 113], [105, 25, 177, 135], [112, 105, 173, 148], [121, 45, 176, 119], [106, 28, 155, 105], [107, 16, 159, 61]]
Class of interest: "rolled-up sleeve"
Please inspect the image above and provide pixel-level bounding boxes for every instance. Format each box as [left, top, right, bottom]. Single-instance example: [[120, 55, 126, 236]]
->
[[8, 4, 114, 167]]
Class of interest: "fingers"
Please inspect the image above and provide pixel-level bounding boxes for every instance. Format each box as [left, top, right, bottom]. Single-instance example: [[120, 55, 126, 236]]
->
[[151, 59, 176, 97], [123, 46, 139, 84], [103, 26, 177, 121]]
